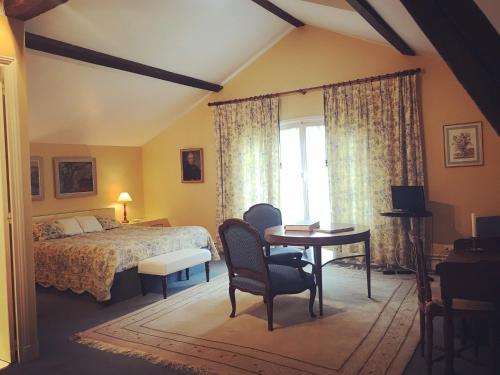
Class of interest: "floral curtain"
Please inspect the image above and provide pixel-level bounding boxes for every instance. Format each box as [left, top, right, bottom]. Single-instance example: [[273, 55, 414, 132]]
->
[[213, 97, 280, 230], [324, 73, 424, 266]]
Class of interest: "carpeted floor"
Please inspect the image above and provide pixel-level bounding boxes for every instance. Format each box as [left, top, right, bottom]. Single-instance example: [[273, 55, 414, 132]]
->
[[75, 267, 419, 374], [3, 260, 496, 375]]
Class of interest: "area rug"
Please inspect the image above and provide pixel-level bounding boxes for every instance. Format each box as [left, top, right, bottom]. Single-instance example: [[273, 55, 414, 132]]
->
[[75, 266, 419, 375]]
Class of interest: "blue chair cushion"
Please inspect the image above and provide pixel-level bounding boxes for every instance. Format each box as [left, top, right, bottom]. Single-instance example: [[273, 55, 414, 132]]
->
[[269, 264, 315, 294], [231, 264, 315, 295], [231, 276, 266, 294], [268, 246, 303, 266]]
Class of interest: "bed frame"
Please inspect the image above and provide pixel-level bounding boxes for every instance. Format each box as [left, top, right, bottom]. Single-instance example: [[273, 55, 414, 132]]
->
[[32, 208, 207, 304], [33, 207, 146, 303]]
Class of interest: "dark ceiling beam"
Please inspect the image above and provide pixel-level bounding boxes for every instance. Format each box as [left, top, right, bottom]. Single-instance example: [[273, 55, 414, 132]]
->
[[346, 0, 414, 55], [4, 0, 68, 21], [251, 0, 305, 27], [401, 0, 500, 135], [25, 33, 223, 92]]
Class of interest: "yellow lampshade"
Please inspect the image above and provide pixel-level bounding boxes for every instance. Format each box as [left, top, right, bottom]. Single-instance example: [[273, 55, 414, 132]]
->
[[117, 192, 132, 203]]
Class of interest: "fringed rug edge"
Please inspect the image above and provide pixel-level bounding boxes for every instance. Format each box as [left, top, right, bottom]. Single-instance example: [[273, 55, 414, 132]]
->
[[72, 333, 218, 375]]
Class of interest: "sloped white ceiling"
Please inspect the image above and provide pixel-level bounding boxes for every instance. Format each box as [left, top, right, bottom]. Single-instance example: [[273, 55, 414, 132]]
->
[[287, 0, 499, 55], [273, 0, 436, 54], [26, 0, 291, 146], [26, 0, 499, 146]]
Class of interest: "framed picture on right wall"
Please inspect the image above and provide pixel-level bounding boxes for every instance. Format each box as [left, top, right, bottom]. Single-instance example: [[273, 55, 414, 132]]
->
[[443, 121, 483, 168]]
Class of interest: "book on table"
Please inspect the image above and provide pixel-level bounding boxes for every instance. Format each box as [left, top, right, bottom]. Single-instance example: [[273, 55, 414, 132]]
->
[[316, 224, 354, 234], [284, 220, 320, 232]]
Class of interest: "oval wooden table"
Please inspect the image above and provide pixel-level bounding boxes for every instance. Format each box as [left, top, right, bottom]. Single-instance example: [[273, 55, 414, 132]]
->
[[264, 224, 371, 316]]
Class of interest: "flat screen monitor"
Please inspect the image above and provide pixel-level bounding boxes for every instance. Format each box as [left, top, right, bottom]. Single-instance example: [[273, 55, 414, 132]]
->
[[391, 186, 426, 212]]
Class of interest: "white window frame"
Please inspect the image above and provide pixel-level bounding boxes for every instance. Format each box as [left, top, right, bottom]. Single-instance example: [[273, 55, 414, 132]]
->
[[279, 116, 325, 220]]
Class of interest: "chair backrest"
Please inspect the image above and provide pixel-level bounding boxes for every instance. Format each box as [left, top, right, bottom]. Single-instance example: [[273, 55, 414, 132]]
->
[[218, 218, 270, 283], [477, 216, 500, 238], [413, 239, 432, 305], [436, 261, 500, 304], [243, 203, 282, 245]]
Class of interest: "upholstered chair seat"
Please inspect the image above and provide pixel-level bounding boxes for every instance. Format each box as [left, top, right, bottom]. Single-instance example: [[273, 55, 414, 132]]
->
[[267, 246, 303, 264], [232, 264, 315, 295]]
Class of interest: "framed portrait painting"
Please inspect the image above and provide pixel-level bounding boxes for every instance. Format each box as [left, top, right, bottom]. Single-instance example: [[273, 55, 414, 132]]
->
[[30, 156, 44, 201], [443, 122, 483, 168], [180, 148, 204, 183], [54, 157, 97, 198]]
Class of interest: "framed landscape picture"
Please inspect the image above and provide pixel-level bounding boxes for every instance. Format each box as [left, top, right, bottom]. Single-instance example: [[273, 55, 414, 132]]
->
[[443, 122, 483, 168], [180, 148, 204, 183], [54, 157, 97, 198], [30, 156, 44, 201]]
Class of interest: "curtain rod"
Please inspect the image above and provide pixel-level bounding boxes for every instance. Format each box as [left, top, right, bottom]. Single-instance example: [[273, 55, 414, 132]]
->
[[208, 68, 422, 107]]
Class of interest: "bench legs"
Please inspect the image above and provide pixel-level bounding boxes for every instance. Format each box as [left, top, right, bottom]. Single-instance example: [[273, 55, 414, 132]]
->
[[161, 276, 167, 299], [139, 274, 147, 296], [177, 263, 209, 282], [140, 262, 210, 300], [139, 274, 168, 299]]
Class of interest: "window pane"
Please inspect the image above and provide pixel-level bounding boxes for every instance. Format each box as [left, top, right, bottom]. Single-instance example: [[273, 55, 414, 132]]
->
[[279, 127, 304, 223], [306, 125, 331, 227]]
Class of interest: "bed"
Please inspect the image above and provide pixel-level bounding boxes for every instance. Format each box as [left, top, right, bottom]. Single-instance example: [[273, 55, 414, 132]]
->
[[33, 208, 220, 302]]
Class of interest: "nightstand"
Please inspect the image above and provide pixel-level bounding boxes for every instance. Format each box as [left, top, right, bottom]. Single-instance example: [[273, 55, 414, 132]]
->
[[126, 218, 171, 228]]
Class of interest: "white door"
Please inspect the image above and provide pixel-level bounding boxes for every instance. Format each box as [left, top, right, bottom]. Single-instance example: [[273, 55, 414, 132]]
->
[[279, 117, 331, 226], [0, 71, 15, 363]]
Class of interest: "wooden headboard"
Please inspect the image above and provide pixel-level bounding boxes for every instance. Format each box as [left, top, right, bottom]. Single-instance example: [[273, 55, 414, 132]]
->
[[32, 208, 115, 223]]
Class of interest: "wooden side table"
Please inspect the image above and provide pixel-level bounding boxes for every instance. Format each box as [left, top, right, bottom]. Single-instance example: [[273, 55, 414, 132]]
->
[[126, 218, 171, 227]]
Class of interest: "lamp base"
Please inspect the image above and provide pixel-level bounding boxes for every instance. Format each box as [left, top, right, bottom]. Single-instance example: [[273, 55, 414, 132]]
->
[[122, 203, 129, 224]]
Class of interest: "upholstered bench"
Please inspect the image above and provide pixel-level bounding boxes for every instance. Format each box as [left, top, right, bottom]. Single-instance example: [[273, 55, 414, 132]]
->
[[138, 248, 211, 299]]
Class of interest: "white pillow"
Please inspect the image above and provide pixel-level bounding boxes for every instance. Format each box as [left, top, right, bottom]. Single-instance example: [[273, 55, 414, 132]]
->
[[55, 217, 84, 236], [75, 216, 104, 233]]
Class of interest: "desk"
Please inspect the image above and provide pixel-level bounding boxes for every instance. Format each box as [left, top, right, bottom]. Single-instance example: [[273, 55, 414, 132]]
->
[[441, 246, 500, 375], [264, 224, 371, 316], [446, 248, 500, 264]]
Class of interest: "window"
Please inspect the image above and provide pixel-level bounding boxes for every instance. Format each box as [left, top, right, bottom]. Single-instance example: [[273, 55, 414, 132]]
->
[[279, 117, 331, 226]]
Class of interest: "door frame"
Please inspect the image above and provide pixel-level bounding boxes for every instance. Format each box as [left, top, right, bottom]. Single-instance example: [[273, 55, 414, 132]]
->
[[0, 55, 39, 362], [0, 60, 16, 363], [279, 116, 325, 219]]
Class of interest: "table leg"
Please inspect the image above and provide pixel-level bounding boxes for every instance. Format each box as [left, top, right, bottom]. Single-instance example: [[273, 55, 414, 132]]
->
[[443, 300, 454, 375], [313, 245, 323, 316], [364, 237, 371, 298]]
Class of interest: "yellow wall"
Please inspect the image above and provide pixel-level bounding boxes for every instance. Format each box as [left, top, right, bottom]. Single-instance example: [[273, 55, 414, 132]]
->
[[0, 13, 39, 361], [30, 143, 145, 221], [143, 26, 500, 246]]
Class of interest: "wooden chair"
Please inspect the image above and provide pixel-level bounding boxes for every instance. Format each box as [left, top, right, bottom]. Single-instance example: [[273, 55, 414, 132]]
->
[[436, 261, 499, 375], [219, 218, 316, 331], [413, 238, 440, 374], [413, 240, 497, 375], [243, 203, 304, 267]]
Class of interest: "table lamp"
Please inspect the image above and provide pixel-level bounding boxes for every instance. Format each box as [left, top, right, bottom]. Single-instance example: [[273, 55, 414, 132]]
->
[[118, 192, 132, 223]]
